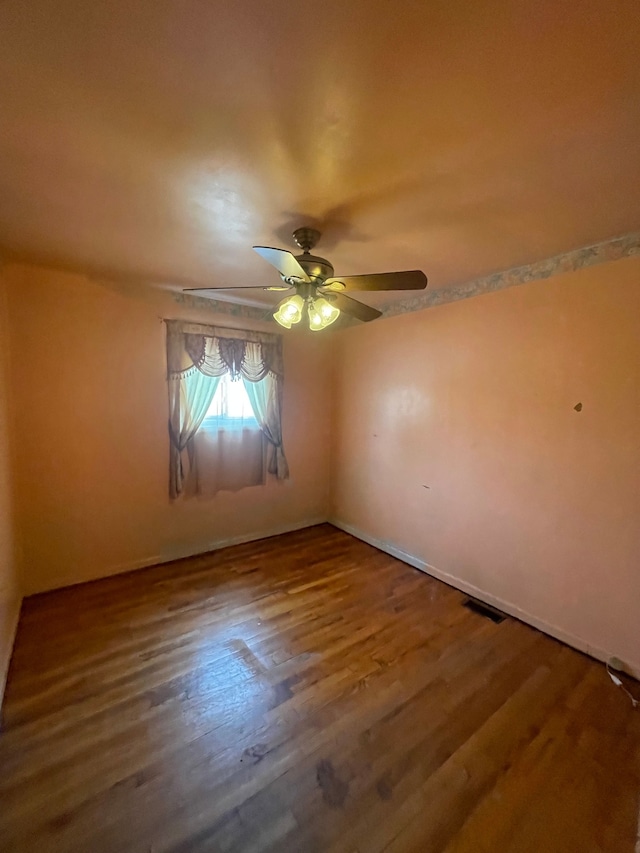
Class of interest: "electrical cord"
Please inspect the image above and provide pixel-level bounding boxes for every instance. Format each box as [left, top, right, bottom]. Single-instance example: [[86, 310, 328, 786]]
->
[[606, 661, 639, 709]]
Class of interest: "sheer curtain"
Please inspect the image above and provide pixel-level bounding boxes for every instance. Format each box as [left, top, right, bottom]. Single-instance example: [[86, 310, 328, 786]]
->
[[166, 321, 288, 499], [188, 424, 265, 497], [187, 374, 265, 497]]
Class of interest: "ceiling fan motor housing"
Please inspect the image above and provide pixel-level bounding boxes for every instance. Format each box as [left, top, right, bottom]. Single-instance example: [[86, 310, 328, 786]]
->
[[294, 253, 334, 284]]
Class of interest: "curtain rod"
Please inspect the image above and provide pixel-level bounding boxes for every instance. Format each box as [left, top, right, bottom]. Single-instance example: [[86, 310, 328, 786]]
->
[[161, 318, 281, 340], [161, 318, 269, 328]]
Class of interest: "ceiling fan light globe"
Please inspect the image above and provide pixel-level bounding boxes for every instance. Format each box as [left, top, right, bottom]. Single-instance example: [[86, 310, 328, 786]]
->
[[308, 297, 340, 331], [273, 309, 293, 329], [287, 294, 304, 321], [314, 297, 340, 326], [307, 301, 321, 331], [273, 294, 304, 328]]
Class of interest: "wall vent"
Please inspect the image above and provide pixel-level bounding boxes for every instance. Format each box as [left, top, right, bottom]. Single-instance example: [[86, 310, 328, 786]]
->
[[462, 598, 506, 624]]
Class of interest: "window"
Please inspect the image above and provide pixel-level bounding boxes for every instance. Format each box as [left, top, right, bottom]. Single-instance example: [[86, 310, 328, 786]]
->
[[166, 321, 289, 499], [201, 373, 259, 431], [190, 373, 266, 496]]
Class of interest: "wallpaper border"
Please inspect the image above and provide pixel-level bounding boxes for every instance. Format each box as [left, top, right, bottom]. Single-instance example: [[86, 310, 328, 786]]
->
[[382, 231, 640, 317], [172, 290, 270, 321]]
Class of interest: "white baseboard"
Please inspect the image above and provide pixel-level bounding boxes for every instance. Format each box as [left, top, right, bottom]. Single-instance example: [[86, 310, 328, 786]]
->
[[330, 518, 640, 681], [0, 593, 22, 716], [158, 516, 329, 565], [27, 517, 329, 595]]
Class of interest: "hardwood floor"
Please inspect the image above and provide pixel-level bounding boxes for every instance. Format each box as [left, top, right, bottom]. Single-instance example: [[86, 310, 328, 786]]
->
[[1, 524, 638, 852]]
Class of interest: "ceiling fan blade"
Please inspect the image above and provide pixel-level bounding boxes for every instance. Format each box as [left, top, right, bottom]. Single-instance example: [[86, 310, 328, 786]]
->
[[330, 292, 383, 323], [253, 246, 310, 282], [323, 270, 427, 292], [183, 285, 292, 292]]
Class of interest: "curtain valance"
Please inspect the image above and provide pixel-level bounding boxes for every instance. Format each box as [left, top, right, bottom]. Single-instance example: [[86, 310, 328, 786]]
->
[[165, 320, 284, 380]]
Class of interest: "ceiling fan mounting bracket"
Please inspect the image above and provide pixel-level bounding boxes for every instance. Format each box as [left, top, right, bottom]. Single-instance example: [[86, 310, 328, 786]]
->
[[292, 226, 321, 252]]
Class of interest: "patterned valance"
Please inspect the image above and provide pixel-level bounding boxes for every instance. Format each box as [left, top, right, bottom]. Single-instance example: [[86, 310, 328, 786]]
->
[[165, 320, 284, 380]]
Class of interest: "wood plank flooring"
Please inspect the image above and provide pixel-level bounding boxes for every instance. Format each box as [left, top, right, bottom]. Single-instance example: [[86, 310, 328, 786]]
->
[[1, 524, 638, 852]]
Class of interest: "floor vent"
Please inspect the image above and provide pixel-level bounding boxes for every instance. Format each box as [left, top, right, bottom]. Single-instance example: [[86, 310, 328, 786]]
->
[[462, 598, 507, 624]]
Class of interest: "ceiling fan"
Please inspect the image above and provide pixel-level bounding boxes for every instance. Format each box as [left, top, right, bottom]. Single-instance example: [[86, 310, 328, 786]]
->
[[184, 227, 428, 331]]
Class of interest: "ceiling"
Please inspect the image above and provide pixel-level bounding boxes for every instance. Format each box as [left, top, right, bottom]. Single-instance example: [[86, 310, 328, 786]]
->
[[0, 0, 638, 309]]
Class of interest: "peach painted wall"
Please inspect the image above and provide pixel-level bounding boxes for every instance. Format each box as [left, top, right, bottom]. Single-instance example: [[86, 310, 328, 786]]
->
[[3, 263, 332, 595], [331, 256, 640, 675], [0, 273, 21, 704]]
